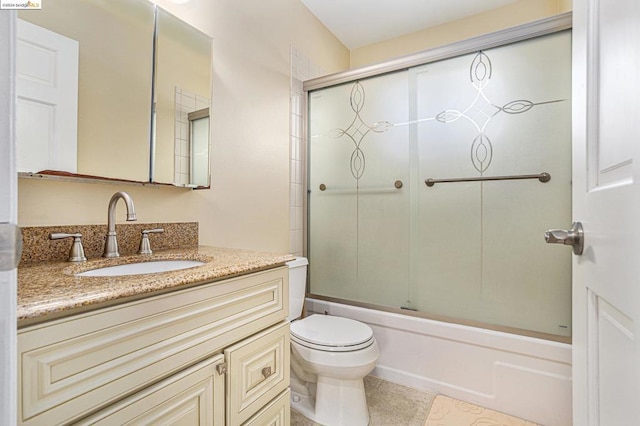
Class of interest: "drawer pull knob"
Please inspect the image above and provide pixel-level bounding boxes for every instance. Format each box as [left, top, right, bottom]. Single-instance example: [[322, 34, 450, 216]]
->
[[261, 366, 272, 379], [216, 362, 228, 375]]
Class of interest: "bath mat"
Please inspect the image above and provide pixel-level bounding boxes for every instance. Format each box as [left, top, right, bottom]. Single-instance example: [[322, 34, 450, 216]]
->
[[424, 395, 539, 426]]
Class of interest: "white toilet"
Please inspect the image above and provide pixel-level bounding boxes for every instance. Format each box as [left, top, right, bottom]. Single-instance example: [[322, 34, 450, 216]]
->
[[287, 257, 380, 426]]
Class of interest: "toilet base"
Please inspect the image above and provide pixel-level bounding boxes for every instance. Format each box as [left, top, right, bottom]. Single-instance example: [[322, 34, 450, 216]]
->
[[290, 374, 370, 426], [290, 391, 316, 421]]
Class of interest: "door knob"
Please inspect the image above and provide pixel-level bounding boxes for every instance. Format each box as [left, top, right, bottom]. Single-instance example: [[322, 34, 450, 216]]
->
[[544, 221, 584, 255]]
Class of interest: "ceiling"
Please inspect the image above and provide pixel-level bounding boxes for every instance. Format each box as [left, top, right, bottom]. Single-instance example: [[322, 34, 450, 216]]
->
[[301, 0, 522, 49]]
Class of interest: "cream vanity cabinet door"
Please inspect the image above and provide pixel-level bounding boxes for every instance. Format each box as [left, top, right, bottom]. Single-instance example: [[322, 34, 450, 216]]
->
[[77, 355, 225, 425], [225, 321, 290, 425], [18, 267, 288, 426]]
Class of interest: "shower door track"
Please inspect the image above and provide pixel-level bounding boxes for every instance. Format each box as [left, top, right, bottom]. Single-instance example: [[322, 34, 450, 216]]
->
[[308, 294, 572, 344]]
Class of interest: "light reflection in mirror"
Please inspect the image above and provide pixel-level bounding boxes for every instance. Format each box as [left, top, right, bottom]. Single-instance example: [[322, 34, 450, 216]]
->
[[152, 6, 212, 187], [188, 108, 210, 187]]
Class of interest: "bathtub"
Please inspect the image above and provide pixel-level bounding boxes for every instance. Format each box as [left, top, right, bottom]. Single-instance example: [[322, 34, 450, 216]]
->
[[306, 298, 572, 426]]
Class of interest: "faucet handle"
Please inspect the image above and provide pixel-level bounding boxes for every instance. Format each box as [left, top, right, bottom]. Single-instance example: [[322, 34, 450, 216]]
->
[[50, 233, 87, 262], [138, 228, 164, 255]]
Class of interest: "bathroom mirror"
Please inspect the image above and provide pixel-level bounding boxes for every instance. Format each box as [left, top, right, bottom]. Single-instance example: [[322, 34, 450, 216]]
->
[[17, 0, 155, 182], [16, 0, 213, 187], [152, 6, 212, 187]]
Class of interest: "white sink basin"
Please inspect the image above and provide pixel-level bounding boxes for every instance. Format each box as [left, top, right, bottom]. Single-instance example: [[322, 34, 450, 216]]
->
[[76, 260, 206, 277]]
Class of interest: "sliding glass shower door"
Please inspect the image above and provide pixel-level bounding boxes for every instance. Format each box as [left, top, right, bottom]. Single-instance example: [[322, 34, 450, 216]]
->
[[308, 30, 572, 338], [309, 71, 411, 308]]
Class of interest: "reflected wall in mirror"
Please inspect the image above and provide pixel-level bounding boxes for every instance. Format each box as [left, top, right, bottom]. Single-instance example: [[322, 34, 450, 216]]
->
[[17, 0, 155, 182], [152, 7, 212, 188], [16, 1, 214, 188]]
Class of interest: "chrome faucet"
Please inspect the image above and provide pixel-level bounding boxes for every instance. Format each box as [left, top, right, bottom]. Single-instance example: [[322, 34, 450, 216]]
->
[[103, 191, 137, 258]]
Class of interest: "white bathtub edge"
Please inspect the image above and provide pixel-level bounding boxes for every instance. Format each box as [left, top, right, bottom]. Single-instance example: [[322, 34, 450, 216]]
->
[[306, 298, 572, 426]]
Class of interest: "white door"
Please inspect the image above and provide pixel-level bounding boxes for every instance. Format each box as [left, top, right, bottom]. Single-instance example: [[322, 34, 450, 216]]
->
[[571, 0, 640, 425], [0, 12, 18, 426], [16, 18, 78, 173]]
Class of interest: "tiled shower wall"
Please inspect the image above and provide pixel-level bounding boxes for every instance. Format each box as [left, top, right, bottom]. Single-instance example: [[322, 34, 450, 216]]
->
[[174, 87, 210, 185], [289, 47, 323, 256]]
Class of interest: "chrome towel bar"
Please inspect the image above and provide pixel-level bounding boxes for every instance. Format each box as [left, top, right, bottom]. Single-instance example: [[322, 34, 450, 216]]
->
[[318, 180, 404, 192], [425, 172, 550, 187]]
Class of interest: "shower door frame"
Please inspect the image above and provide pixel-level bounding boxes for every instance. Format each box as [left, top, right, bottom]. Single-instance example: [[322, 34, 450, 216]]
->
[[303, 12, 573, 344]]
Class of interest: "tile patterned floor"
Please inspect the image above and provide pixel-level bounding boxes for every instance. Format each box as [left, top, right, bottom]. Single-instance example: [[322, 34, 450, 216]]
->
[[291, 375, 437, 426]]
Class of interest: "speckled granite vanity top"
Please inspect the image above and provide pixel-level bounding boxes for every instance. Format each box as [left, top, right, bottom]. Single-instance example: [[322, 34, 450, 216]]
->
[[18, 246, 294, 325]]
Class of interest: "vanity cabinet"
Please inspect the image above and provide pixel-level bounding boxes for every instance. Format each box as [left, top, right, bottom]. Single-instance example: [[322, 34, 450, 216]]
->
[[77, 354, 226, 425], [225, 321, 290, 425], [18, 266, 290, 425]]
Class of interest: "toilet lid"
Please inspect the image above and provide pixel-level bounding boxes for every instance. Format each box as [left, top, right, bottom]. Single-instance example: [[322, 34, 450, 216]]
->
[[290, 315, 374, 349]]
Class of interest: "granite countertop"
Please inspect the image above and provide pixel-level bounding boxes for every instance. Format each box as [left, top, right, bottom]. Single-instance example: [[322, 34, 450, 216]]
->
[[18, 246, 295, 326]]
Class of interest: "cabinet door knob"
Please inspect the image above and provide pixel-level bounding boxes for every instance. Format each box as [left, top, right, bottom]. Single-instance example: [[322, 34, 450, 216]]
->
[[261, 366, 272, 379], [216, 362, 228, 375]]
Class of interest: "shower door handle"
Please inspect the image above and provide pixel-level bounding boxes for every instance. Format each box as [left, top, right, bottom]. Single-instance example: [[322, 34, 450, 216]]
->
[[544, 221, 584, 255]]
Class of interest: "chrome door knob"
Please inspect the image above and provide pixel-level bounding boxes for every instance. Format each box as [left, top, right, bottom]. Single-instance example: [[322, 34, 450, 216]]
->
[[544, 221, 584, 255]]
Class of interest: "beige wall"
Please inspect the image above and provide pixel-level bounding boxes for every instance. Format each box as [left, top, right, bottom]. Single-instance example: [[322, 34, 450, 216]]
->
[[559, 0, 573, 12], [18, 0, 349, 253], [350, 0, 572, 68]]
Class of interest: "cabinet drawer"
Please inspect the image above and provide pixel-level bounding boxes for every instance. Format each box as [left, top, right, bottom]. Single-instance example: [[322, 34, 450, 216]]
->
[[243, 389, 290, 426], [18, 267, 288, 425], [77, 355, 225, 425], [226, 321, 290, 426]]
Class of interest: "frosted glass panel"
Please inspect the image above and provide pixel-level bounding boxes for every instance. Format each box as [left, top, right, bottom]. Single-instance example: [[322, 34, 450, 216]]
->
[[309, 72, 410, 307], [308, 31, 572, 337]]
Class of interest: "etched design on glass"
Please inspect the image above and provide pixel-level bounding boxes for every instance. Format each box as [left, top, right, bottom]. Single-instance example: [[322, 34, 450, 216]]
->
[[431, 51, 565, 173], [471, 134, 493, 173], [470, 51, 492, 85], [325, 50, 565, 180], [328, 82, 392, 180]]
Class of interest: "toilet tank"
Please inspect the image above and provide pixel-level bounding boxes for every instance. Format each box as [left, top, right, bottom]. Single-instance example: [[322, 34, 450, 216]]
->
[[286, 257, 308, 321]]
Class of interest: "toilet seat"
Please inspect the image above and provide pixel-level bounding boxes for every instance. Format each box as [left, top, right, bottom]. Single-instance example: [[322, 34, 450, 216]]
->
[[290, 314, 375, 352]]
